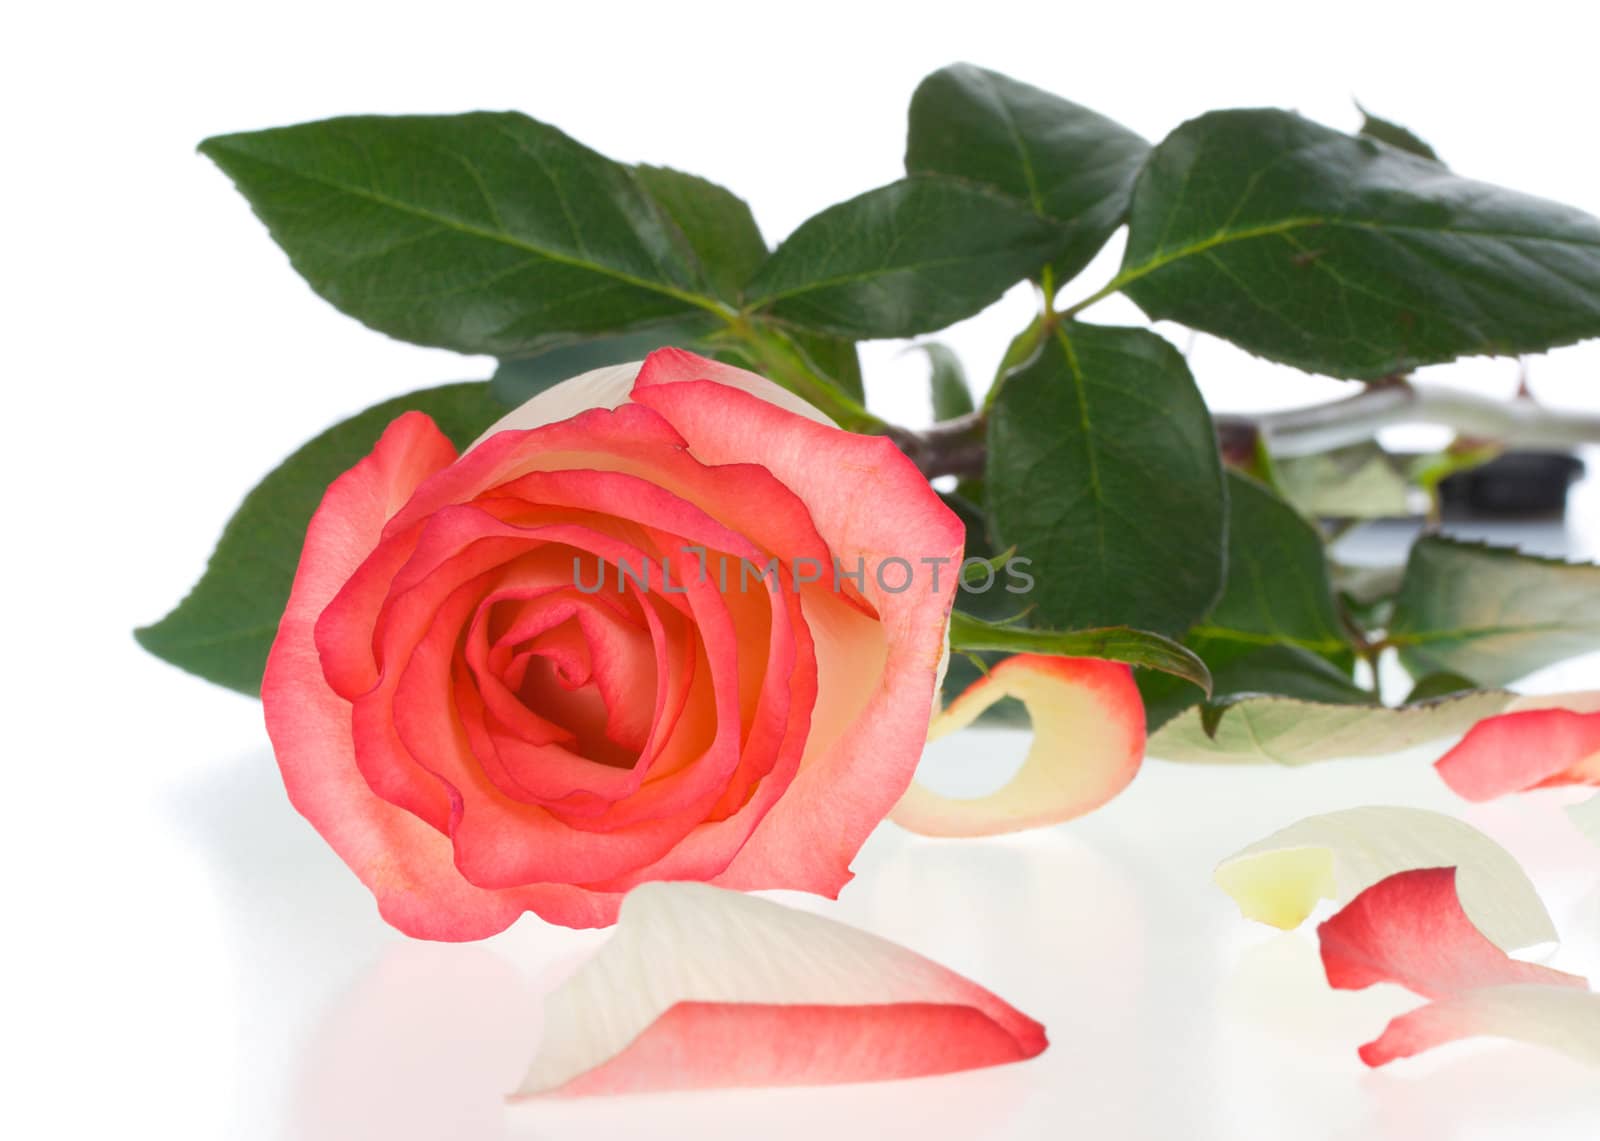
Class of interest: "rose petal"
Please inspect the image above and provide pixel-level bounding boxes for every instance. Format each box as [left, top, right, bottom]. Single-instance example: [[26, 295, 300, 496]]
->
[[890, 655, 1145, 837], [390, 579, 723, 890], [471, 352, 834, 447], [383, 399, 690, 543], [1315, 866, 1594, 1070], [272, 351, 959, 937], [470, 362, 644, 447], [1435, 693, 1600, 802], [1213, 807, 1556, 951], [1317, 867, 1585, 999], [630, 354, 965, 896], [473, 589, 658, 756], [510, 882, 1046, 1098], [263, 413, 617, 938], [374, 508, 747, 815], [346, 515, 705, 839], [467, 583, 698, 813], [1359, 984, 1600, 1068]]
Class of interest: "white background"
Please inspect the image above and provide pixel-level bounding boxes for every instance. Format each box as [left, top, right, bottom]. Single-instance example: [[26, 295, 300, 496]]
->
[[6, 2, 1600, 1137]]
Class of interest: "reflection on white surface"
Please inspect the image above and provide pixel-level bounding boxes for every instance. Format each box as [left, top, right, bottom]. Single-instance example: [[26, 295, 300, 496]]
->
[[153, 730, 1600, 1140], [295, 943, 535, 1140]]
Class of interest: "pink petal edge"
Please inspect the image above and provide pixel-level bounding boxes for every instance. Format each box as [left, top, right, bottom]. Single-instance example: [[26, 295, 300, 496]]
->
[[263, 413, 618, 939], [1359, 985, 1600, 1068], [1314, 867, 1596, 1070], [1435, 703, 1600, 802], [630, 351, 965, 894], [511, 883, 1046, 1098], [1317, 867, 1584, 1000], [891, 655, 1146, 838]]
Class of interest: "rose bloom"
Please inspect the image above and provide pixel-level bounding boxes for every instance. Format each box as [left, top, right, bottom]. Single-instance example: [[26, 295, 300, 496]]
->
[[264, 349, 963, 939]]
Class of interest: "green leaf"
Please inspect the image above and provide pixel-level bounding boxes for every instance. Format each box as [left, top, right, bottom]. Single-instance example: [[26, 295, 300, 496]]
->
[[1149, 688, 1514, 764], [1113, 109, 1600, 378], [201, 113, 724, 356], [490, 322, 714, 406], [1195, 651, 1375, 737], [745, 176, 1057, 338], [916, 342, 975, 420], [1387, 537, 1600, 686], [786, 329, 866, 403], [1357, 103, 1441, 162], [487, 321, 862, 416], [1137, 473, 1362, 731], [1274, 442, 1413, 518], [633, 164, 768, 303], [948, 611, 1212, 694], [943, 488, 995, 560], [905, 63, 1150, 287], [1139, 640, 1371, 734], [1331, 559, 1405, 626], [986, 322, 1226, 636], [990, 315, 1049, 397], [135, 383, 506, 694], [941, 492, 1025, 627], [1204, 642, 1367, 702], [1403, 671, 1480, 703], [1191, 472, 1354, 660]]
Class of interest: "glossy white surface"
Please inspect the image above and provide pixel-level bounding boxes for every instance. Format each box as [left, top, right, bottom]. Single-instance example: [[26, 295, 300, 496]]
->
[[9, 2, 1600, 1136], [41, 706, 1600, 1140]]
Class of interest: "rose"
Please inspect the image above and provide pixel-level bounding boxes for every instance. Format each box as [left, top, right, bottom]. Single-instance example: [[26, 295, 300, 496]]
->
[[264, 348, 963, 939]]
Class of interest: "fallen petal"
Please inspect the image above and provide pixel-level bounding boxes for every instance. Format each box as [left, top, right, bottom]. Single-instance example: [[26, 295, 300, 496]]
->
[[511, 882, 1046, 1098], [1214, 807, 1555, 951], [890, 655, 1144, 838], [1435, 695, 1600, 802], [1360, 985, 1600, 1068], [1318, 867, 1585, 999]]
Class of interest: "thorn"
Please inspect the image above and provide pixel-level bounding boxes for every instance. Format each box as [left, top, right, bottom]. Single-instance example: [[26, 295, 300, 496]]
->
[[1515, 358, 1534, 401]]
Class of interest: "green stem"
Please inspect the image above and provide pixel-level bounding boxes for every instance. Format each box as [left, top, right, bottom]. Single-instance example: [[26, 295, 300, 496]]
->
[[985, 307, 1052, 411], [1360, 646, 1385, 700], [899, 411, 987, 480], [1058, 276, 1124, 320], [1224, 381, 1600, 457]]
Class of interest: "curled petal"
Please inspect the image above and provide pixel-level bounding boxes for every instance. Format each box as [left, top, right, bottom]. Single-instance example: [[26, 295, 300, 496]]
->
[[1317, 867, 1585, 1000], [1359, 985, 1600, 1069], [1435, 693, 1600, 802], [511, 883, 1046, 1098], [1316, 867, 1591, 1069], [890, 655, 1145, 837], [1213, 807, 1556, 951]]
